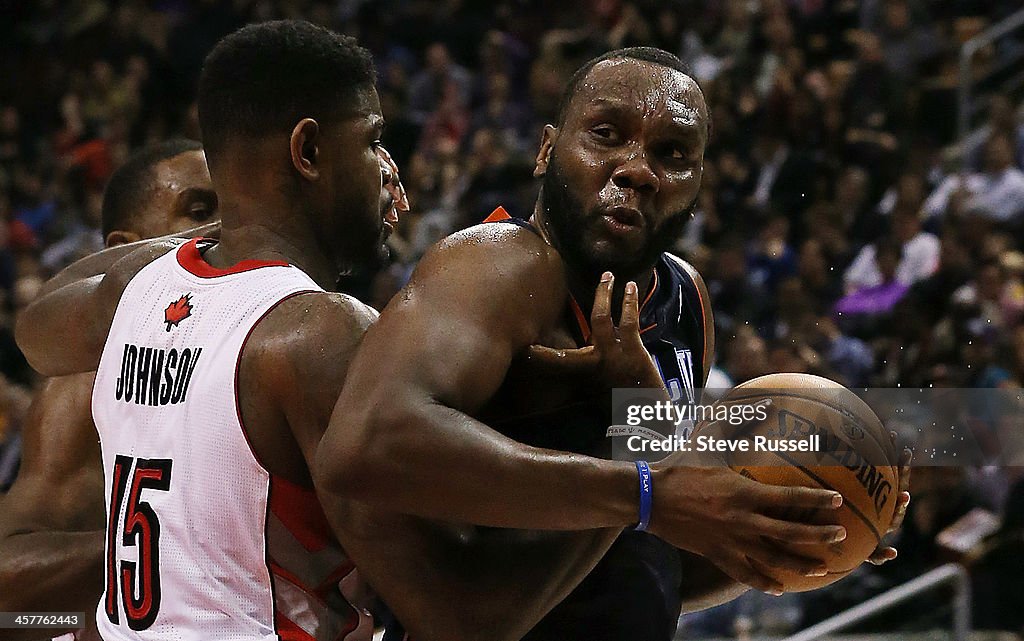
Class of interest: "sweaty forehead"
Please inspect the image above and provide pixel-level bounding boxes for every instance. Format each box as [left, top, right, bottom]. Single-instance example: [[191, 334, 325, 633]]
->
[[570, 58, 707, 126], [152, 150, 212, 193]]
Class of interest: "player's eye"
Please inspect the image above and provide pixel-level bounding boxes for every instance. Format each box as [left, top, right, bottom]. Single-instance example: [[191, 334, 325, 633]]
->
[[186, 192, 217, 221], [660, 143, 690, 163], [188, 203, 213, 221], [590, 125, 620, 143]]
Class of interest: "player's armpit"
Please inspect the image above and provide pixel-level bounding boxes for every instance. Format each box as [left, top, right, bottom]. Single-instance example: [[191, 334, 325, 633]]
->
[[315, 225, 638, 531], [328, 498, 620, 641]]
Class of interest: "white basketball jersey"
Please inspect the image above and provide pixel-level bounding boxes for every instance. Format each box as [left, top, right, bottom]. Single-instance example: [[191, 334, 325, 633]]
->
[[92, 238, 373, 641]]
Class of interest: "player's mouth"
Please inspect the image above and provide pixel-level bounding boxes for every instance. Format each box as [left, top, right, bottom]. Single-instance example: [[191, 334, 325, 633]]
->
[[599, 206, 644, 237]]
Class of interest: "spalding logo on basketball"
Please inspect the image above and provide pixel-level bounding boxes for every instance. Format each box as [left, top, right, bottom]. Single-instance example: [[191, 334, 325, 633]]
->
[[695, 373, 899, 592]]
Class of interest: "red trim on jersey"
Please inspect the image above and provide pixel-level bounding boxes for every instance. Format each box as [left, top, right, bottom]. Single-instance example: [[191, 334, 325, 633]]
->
[[271, 564, 361, 640], [568, 297, 591, 343], [265, 471, 281, 641], [483, 206, 511, 223], [641, 268, 659, 311], [321, 560, 356, 591], [269, 561, 321, 599], [176, 238, 289, 278], [274, 612, 313, 641], [269, 475, 335, 553], [692, 270, 711, 372]]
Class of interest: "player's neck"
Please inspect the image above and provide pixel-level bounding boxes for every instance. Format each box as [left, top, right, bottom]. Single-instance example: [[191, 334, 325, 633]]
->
[[566, 265, 655, 320], [203, 201, 339, 289], [530, 204, 655, 317]]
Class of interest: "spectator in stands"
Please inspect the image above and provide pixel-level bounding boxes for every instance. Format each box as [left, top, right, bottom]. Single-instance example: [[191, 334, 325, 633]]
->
[[926, 132, 1024, 223], [408, 42, 473, 126], [844, 208, 940, 293], [867, 0, 942, 82], [746, 130, 817, 221], [722, 328, 772, 386], [836, 236, 910, 326], [748, 216, 798, 294], [965, 95, 1024, 171], [812, 317, 875, 387]]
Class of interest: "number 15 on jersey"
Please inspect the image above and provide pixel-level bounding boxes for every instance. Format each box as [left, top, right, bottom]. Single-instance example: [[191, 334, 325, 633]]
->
[[105, 456, 173, 631]]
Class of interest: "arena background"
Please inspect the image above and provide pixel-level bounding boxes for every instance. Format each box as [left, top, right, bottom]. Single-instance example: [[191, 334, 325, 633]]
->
[[0, 0, 1022, 638]]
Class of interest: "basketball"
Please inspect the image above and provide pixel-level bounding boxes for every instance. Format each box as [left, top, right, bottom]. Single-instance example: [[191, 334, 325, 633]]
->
[[696, 373, 899, 592]]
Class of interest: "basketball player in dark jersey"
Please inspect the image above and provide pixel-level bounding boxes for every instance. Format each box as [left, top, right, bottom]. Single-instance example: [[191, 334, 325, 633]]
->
[[0, 140, 217, 641], [319, 47, 908, 640], [18, 26, 750, 641]]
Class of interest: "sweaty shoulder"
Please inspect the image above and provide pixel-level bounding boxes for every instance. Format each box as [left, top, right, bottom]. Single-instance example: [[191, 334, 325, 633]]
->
[[402, 222, 569, 344], [425, 222, 563, 281], [237, 291, 378, 480], [245, 291, 378, 381]]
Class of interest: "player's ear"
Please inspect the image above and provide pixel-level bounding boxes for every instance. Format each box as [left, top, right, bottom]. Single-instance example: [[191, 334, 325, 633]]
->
[[106, 230, 141, 247], [290, 118, 320, 181], [533, 124, 556, 178]]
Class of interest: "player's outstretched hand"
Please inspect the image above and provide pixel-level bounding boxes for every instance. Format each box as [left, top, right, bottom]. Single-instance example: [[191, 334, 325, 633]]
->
[[525, 271, 664, 390], [648, 460, 846, 596], [868, 431, 911, 565]]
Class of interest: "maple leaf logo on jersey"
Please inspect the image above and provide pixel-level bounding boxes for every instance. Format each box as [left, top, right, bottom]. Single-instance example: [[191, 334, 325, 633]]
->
[[164, 294, 193, 331]]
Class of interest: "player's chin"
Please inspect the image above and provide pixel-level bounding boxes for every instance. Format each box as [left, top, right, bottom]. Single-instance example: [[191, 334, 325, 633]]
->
[[586, 229, 647, 266]]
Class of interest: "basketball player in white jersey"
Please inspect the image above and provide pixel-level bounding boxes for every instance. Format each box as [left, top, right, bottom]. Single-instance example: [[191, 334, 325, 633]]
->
[[14, 21, 405, 640], [0, 139, 216, 641]]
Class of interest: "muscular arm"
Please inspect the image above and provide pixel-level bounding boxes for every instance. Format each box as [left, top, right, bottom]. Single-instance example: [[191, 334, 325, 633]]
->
[[334, 506, 617, 641], [315, 226, 638, 530], [305, 227, 648, 639], [37, 222, 218, 298], [16, 239, 183, 377], [0, 374, 106, 640], [244, 286, 616, 641]]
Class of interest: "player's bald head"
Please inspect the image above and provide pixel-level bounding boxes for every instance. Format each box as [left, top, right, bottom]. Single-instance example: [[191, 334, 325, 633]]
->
[[556, 47, 707, 134]]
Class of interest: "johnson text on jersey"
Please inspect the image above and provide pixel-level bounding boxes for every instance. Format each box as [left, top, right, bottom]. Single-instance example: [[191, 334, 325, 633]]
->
[[114, 345, 202, 405]]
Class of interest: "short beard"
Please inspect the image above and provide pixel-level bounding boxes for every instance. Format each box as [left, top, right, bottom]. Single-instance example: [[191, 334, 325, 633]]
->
[[540, 151, 696, 283]]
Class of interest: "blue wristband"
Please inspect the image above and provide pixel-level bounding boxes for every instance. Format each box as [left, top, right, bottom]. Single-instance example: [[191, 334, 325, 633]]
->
[[634, 460, 652, 532]]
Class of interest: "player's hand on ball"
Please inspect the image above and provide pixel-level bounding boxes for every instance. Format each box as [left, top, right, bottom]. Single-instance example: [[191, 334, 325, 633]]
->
[[525, 271, 664, 390], [868, 432, 911, 565], [648, 462, 846, 596]]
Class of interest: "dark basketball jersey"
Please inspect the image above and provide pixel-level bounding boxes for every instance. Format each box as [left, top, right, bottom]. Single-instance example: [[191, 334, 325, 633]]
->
[[384, 208, 708, 641]]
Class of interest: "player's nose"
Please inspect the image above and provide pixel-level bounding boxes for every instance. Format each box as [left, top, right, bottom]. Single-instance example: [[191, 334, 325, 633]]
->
[[611, 147, 659, 193]]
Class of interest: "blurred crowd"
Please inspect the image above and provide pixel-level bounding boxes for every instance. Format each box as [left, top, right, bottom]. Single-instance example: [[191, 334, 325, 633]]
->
[[1, 0, 1023, 636]]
